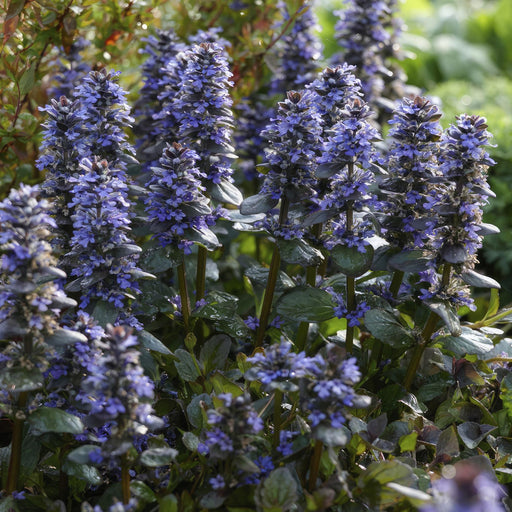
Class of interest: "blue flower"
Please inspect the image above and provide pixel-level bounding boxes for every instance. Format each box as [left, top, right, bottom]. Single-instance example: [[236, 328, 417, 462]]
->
[[145, 142, 217, 254], [67, 158, 142, 325], [269, 1, 323, 93]]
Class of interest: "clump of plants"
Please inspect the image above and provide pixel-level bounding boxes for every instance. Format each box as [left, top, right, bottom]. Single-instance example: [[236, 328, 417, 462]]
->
[[1, 1, 511, 511]]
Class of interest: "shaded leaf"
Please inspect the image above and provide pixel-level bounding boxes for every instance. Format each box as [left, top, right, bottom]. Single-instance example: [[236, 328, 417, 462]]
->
[[0, 367, 43, 392], [46, 328, 88, 347], [457, 422, 497, 449], [140, 447, 178, 467], [174, 349, 201, 382], [460, 269, 500, 289], [255, 467, 298, 511], [331, 244, 373, 277], [28, 407, 83, 435], [388, 250, 431, 272], [364, 309, 415, 348], [438, 326, 494, 357], [210, 179, 243, 206], [186, 393, 212, 429], [240, 193, 278, 215], [276, 286, 334, 322], [193, 291, 239, 321], [426, 302, 461, 336], [200, 335, 231, 373], [314, 424, 351, 447], [62, 460, 102, 485], [277, 238, 324, 267], [436, 426, 459, 458], [67, 445, 98, 465]]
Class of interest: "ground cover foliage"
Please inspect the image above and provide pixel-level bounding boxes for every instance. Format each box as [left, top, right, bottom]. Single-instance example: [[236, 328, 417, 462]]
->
[[1, 0, 512, 510]]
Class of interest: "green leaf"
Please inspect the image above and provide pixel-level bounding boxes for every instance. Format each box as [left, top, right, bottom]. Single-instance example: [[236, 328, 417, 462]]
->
[[138, 330, 173, 355], [19, 433, 40, 484], [255, 467, 298, 511], [314, 424, 351, 447], [426, 302, 461, 336], [199, 334, 231, 374], [364, 309, 415, 348], [385, 483, 430, 506], [276, 286, 334, 322], [388, 250, 431, 272], [19, 63, 35, 96], [457, 422, 497, 449], [28, 407, 84, 435], [210, 179, 243, 206], [437, 326, 494, 357], [500, 372, 512, 421], [92, 300, 118, 327], [193, 291, 239, 321], [210, 371, 244, 397], [159, 494, 178, 512], [436, 425, 459, 458], [140, 447, 178, 467], [461, 269, 500, 289], [0, 367, 43, 392], [174, 349, 201, 382], [67, 445, 98, 465], [240, 193, 278, 215], [214, 315, 250, 338], [277, 238, 324, 267], [137, 280, 176, 316], [358, 460, 417, 508], [131, 480, 157, 503], [182, 432, 199, 452], [186, 393, 212, 429], [140, 244, 181, 273], [399, 432, 418, 453], [245, 265, 294, 291], [62, 460, 102, 485], [331, 244, 373, 277], [45, 328, 88, 346]]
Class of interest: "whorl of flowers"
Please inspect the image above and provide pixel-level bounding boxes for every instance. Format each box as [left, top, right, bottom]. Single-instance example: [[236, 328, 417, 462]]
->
[[420, 463, 506, 512], [269, 0, 323, 94], [37, 96, 85, 254], [245, 338, 323, 392], [260, 90, 323, 204], [0, 185, 82, 415], [80, 325, 161, 462], [198, 393, 263, 460], [333, 0, 403, 106], [317, 97, 380, 251], [420, 115, 497, 309], [173, 42, 236, 188], [302, 345, 361, 431], [134, 29, 186, 172], [67, 158, 142, 325], [306, 64, 363, 130], [326, 287, 370, 327], [48, 37, 91, 99], [74, 68, 137, 176], [145, 142, 217, 254], [380, 96, 443, 249]]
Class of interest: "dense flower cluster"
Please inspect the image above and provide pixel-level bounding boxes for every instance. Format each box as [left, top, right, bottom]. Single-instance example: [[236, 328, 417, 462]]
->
[[80, 325, 161, 462], [173, 42, 237, 190], [74, 68, 137, 176], [134, 29, 186, 174], [270, 0, 323, 94], [333, 0, 404, 108], [66, 158, 142, 325], [302, 347, 361, 430], [198, 393, 263, 462], [245, 338, 323, 391], [317, 97, 380, 250], [0, 185, 82, 415], [380, 96, 443, 249], [327, 287, 370, 327], [145, 142, 217, 254]]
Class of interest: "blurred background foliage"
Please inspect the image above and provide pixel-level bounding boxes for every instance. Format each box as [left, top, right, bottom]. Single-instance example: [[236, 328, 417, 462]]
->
[[2, 0, 512, 299]]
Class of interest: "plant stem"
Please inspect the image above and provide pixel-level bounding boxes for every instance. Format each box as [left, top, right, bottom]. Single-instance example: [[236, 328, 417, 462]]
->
[[6, 391, 28, 494], [121, 454, 131, 505], [307, 440, 323, 492], [345, 162, 356, 353], [196, 245, 208, 303], [255, 197, 289, 347], [273, 390, 283, 449], [389, 270, 405, 299], [403, 264, 452, 390], [178, 258, 191, 333]]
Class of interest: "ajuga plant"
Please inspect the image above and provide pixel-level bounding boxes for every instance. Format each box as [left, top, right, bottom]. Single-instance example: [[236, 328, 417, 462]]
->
[[379, 96, 443, 298], [145, 142, 218, 331], [134, 29, 186, 176], [77, 325, 162, 505], [0, 185, 86, 495], [37, 96, 85, 258], [240, 89, 323, 346], [332, 0, 406, 119], [65, 158, 145, 328], [269, 0, 323, 95], [48, 36, 91, 99], [173, 41, 241, 303]]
